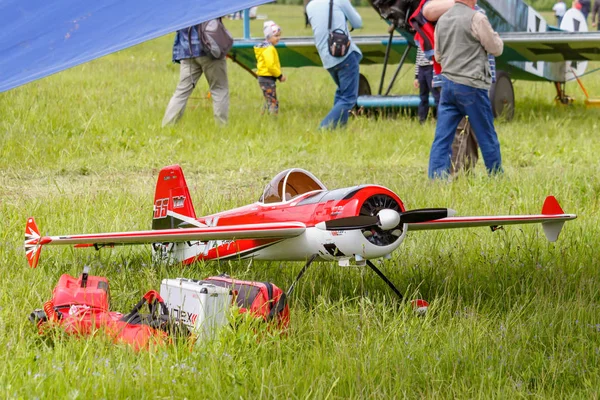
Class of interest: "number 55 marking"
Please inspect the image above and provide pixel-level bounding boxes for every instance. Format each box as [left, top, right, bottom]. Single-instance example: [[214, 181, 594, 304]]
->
[[154, 198, 169, 219]]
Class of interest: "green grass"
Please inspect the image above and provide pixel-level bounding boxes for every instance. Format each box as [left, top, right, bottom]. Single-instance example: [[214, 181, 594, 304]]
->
[[1, 4, 600, 398]]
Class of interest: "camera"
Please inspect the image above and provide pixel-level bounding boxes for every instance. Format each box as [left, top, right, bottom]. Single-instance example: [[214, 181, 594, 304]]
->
[[370, 0, 421, 30]]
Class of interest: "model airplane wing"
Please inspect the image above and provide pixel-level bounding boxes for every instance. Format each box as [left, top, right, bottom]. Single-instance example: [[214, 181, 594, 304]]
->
[[406, 196, 576, 242], [0, 0, 272, 93], [24, 217, 305, 268], [500, 32, 600, 62]]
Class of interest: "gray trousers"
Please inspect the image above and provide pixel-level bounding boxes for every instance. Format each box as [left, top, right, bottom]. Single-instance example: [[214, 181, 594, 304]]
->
[[162, 56, 229, 126]]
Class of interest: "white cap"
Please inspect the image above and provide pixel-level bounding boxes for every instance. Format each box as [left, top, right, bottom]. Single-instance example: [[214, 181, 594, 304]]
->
[[263, 20, 281, 39]]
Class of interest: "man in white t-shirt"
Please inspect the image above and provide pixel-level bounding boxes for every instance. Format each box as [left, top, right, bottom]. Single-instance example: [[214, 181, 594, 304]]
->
[[553, 1, 567, 26]]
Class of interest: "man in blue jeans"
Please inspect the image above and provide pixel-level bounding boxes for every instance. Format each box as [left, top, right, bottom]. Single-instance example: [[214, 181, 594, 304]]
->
[[428, 0, 504, 179], [306, 0, 362, 129]]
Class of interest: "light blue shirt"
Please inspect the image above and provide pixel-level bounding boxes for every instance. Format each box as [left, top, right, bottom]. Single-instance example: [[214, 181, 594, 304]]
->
[[306, 0, 363, 69]]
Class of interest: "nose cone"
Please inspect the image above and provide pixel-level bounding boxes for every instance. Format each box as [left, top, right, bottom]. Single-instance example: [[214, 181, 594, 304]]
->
[[378, 209, 401, 231]]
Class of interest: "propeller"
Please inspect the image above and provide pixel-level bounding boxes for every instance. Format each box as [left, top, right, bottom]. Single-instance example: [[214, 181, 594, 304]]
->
[[316, 208, 456, 231], [397, 208, 456, 224]]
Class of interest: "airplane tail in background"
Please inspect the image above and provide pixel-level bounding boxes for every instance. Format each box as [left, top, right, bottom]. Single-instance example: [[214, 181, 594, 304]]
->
[[152, 165, 197, 230]]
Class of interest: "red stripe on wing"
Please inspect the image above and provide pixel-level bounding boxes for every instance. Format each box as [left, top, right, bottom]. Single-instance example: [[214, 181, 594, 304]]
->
[[37, 222, 307, 246]]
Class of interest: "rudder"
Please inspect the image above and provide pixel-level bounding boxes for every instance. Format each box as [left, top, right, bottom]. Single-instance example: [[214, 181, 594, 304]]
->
[[152, 165, 197, 230], [541, 195, 566, 242]]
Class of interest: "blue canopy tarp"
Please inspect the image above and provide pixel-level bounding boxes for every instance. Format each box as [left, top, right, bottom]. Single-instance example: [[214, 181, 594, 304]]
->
[[0, 0, 270, 92]]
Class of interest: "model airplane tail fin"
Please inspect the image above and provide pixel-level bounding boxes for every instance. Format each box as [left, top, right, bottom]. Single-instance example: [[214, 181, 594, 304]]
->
[[25, 217, 43, 268], [541, 195, 567, 242], [152, 165, 197, 230]]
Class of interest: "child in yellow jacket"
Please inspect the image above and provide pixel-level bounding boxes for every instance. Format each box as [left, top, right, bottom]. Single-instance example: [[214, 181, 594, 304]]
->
[[254, 21, 286, 114]]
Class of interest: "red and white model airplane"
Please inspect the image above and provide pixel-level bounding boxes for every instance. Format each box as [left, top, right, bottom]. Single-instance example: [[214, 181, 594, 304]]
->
[[25, 165, 576, 299]]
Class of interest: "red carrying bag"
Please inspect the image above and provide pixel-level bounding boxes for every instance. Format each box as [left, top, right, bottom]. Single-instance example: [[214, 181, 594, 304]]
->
[[200, 275, 290, 329], [51, 268, 109, 311], [31, 266, 117, 336], [30, 267, 172, 350]]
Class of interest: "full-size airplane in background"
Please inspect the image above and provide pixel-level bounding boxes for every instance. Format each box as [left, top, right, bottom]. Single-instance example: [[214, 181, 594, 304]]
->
[[229, 0, 600, 119], [25, 165, 576, 300], [2, 0, 598, 119]]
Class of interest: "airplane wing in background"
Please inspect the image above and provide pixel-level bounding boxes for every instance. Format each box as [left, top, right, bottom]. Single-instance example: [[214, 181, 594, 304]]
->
[[0, 0, 273, 93], [231, 31, 600, 82], [230, 36, 414, 71], [24, 217, 306, 268], [500, 32, 600, 62]]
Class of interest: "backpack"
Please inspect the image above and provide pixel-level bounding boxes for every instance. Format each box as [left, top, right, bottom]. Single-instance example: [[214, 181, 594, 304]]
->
[[197, 18, 233, 60], [200, 275, 290, 329]]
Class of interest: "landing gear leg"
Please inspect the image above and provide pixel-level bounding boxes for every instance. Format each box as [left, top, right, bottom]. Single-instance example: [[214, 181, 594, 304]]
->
[[365, 260, 403, 301], [286, 254, 319, 297], [554, 81, 574, 105]]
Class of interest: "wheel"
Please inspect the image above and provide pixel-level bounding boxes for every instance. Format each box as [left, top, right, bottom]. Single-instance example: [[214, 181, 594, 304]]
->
[[358, 73, 371, 96], [489, 70, 514, 121], [354, 74, 373, 117]]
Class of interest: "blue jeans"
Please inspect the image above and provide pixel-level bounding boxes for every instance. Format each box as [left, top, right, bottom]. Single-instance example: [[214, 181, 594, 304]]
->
[[320, 51, 361, 129], [428, 76, 502, 179]]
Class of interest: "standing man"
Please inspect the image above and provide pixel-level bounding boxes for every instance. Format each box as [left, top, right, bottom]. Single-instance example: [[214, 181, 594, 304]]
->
[[592, 0, 600, 29], [553, 0, 567, 26], [579, 0, 591, 20], [306, 0, 363, 129], [304, 0, 311, 27], [428, 0, 503, 179], [162, 21, 229, 126]]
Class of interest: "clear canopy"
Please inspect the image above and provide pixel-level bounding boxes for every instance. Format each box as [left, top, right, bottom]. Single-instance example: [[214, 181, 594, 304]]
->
[[259, 169, 327, 204]]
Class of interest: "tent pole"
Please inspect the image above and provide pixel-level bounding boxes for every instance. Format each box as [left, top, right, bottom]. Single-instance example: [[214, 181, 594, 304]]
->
[[243, 9, 251, 40]]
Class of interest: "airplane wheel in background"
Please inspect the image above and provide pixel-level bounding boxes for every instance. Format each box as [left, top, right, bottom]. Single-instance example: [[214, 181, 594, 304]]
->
[[354, 74, 373, 117], [358, 73, 371, 96], [489, 70, 515, 121]]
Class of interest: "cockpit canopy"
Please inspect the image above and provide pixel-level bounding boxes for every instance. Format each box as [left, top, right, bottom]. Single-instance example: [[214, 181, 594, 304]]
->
[[259, 168, 327, 204]]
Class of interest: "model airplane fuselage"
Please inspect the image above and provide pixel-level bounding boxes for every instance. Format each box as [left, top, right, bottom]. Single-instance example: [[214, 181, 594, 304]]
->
[[153, 171, 407, 264], [25, 165, 576, 269]]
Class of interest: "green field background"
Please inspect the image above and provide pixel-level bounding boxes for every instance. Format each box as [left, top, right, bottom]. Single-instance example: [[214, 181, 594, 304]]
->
[[1, 4, 599, 399]]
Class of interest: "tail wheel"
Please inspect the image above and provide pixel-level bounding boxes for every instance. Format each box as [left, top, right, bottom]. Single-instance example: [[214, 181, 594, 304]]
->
[[359, 194, 401, 246]]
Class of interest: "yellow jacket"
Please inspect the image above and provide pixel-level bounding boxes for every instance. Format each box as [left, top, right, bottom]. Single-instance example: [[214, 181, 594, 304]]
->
[[254, 42, 282, 78]]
